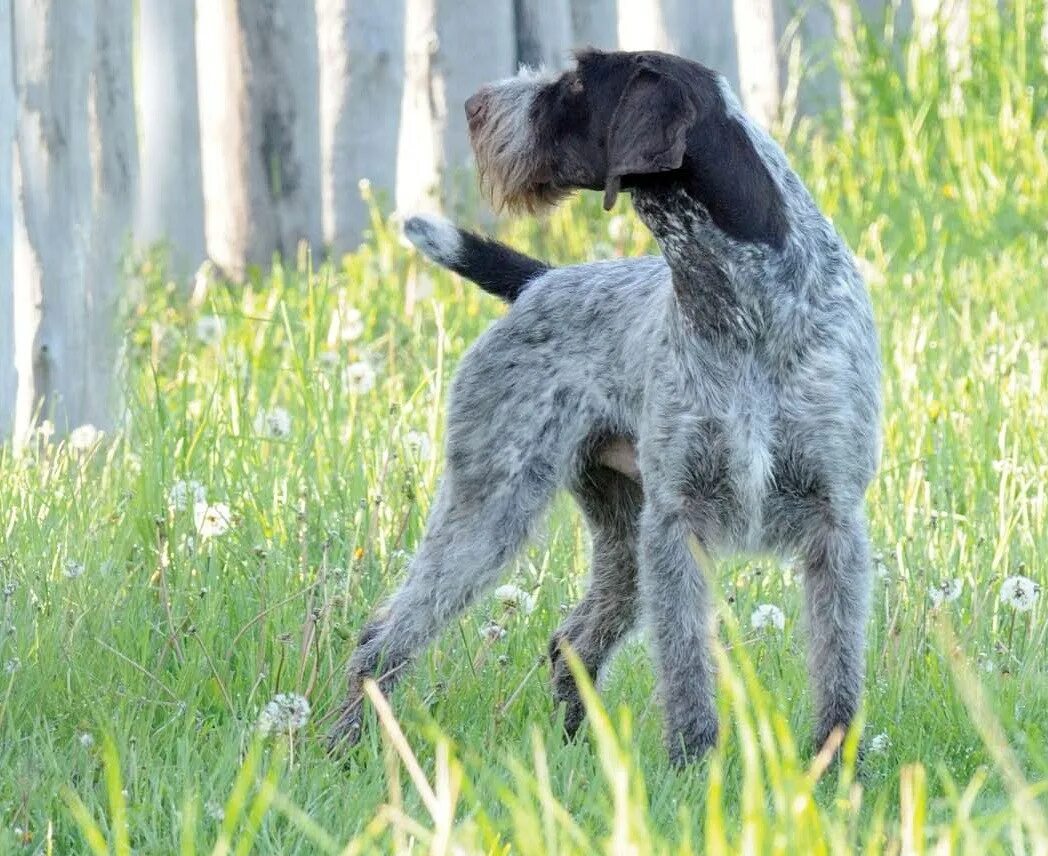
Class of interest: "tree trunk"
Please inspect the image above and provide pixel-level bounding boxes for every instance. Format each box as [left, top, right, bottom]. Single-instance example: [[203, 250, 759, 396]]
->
[[136, 0, 206, 277], [516, 0, 574, 69], [733, 0, 780, 127], [0, 1, 15, 436], [197, 0, 323, 279], [12, 0, 95, 439], [396, 0, 516, 214], [618, 0, 741, 94], [86, 0, 137, 429], [317, 0, 406, 255], [570, 0, 618, 49]]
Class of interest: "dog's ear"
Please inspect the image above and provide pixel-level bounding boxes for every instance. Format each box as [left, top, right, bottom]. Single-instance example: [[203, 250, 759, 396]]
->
[[603, 66, 697, 210]]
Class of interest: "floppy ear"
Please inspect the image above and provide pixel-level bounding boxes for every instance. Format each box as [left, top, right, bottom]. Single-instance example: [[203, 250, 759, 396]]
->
[[603, 66, 697, 210]]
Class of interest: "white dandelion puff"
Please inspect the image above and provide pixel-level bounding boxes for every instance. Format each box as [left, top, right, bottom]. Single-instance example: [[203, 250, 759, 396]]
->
[[68, 424, 103, 451], [357, 177, 372, 196], [253, 407, 292, 438], [37, 420, 56, 442], [79, 732, 94, 748], [328, 305, 364, 345], [205, 800, 225, 822], [194, 501, 232, 539], [343, 361, 376, 394], [257, 693, 311, 736], [493, 584, 536, 615], [169, 479, 207, 512], [196, 314, 225, 345], [750, 603, 785, 632], [64, 560, 86, 580], [929, 578, 963, 608], [404, 430, 433, 461], [999, 575, 1040, 612], [4, 658, 20, 674], [868, 732, 890, 753], [480, 620, 506, 642], [318, 350, 340, 369]]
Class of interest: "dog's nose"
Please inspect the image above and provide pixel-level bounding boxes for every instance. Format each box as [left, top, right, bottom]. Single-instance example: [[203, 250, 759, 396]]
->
[[465, 91, 487, 127]]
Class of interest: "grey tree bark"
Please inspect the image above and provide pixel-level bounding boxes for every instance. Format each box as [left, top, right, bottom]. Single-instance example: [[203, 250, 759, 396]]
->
[[12, 0, 96, 439], [396, 0, 515, 214], [618, 0, 741, 95], [733, 0, 781, 127], [136, 0, 206, 276], [197, 0, 323, 279], [516, 0, 574, 69], [86, 0, 137, 429], [570, 0, 618, 49], [0, 2, 15, 435], [317, 0, 406, 255]]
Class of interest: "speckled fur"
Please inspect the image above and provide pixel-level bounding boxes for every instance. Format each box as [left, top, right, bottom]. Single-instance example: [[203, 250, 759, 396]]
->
[[330, 61, 881, 765]]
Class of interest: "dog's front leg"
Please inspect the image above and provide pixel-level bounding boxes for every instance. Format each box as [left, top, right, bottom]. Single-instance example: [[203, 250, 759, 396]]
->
[[638, 496, 719, 765]]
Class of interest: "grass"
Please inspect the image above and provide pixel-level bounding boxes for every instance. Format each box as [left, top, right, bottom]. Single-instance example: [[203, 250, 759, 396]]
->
[[2, 1, 1047, 852]]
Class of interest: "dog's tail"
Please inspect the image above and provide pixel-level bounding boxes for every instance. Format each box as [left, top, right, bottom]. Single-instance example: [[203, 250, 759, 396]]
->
[[402, 214, 550, 303]]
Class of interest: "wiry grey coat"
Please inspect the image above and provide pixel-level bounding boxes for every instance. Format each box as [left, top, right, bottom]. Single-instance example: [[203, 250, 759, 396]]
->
[[330, 50, 882, 766]]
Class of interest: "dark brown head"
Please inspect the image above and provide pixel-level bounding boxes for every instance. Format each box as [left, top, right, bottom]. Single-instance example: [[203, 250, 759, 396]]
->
[[465, 50, 788, 248]]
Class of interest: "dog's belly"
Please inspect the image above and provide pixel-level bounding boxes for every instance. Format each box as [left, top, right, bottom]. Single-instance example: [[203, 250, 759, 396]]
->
[[597, 437, 641, 481]]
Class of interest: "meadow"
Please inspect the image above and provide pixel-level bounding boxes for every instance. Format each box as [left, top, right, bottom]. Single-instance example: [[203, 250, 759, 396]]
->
[[1, 2, 1047, 852]]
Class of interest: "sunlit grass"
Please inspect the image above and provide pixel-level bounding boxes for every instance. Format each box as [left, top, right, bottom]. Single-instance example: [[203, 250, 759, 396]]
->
[[1, 1, 1047, 851]]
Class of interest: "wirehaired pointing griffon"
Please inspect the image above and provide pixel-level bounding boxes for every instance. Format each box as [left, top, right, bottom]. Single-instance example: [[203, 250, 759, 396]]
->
[[330, 50, 881, 765]]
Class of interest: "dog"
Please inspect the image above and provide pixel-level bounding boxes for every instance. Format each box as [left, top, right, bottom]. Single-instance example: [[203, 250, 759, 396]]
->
[[329, 49, 881, 765]]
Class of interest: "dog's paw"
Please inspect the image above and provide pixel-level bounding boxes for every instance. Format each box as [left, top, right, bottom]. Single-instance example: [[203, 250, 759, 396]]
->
[[326, 698, 366, 758], [403, 214, 462, 265], [666, 719, 718, 767]]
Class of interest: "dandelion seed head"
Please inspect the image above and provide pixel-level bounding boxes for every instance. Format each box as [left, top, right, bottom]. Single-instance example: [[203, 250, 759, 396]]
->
[[328, 305, 364, 345], [404, 430, 433, 461], [79, 732, 94, 748], [868, 732, 890, 753], [253, 407, 292, 438], [999, 575, 1040, 612], [480, 621, 506, 642], [257, 693, 311, 736], [750, 603, 785, 632], [194, 501, 232, 539], [169, 479, 207, 512], [63, 560, 85, 580], [196, 315, 225, 345], [493, 584, 536, 615], [929, 578, 963, 608], [343, 361, 376, 394], [68, 424, 103, 451]]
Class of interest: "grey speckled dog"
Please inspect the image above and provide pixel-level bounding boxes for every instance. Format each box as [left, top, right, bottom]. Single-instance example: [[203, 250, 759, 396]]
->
[[330, 49, 881, 765]]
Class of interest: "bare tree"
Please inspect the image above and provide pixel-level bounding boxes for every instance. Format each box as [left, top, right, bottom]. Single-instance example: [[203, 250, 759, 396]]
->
[[12, 0, 95, 439], [734, 0, 780, 127], [317, 0, 406, 255], [86, 0, 137, 429], [570, 0, 619, 49], [136, 0, 206, 276], [197, 0, 323, 279], [0, 2, 15, 434], [618, 0, 741, 94], [396, 0, 515, 215], [516, 0, 574, 68]]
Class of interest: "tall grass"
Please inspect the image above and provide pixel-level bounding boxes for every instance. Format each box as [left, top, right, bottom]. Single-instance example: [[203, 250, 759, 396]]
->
[[0, 2, 1046, 852]]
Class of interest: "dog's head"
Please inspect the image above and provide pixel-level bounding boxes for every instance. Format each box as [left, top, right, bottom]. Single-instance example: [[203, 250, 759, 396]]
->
[[466, 50, 787, 247]]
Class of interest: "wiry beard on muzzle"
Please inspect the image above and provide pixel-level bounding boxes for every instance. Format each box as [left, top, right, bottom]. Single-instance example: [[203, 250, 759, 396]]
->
[[468, 80, 571, 216]]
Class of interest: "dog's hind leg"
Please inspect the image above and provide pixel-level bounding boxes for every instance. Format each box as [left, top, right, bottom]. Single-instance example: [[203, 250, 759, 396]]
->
[[329, 341, 591, 751], [549, 462, 642, 737], [801, 509, 872, 754]]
